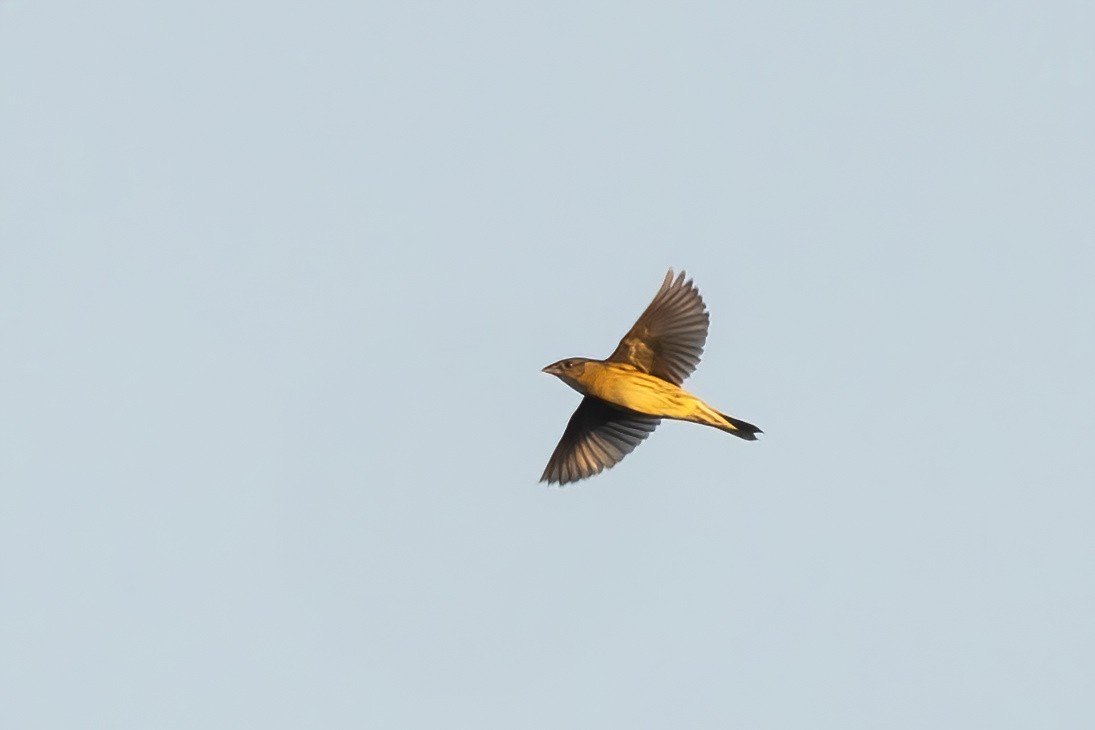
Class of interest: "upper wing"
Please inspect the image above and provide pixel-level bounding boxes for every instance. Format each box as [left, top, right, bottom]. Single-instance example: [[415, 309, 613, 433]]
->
[[606, 269, 709, 385], [540, 397, 660, 485]]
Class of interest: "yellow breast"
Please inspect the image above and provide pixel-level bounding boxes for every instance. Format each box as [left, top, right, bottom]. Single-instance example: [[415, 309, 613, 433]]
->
[[578, 362, 696, 418]]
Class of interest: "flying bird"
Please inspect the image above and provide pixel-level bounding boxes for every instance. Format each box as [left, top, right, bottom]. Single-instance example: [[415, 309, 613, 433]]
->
[[541, 269, 760, 485]]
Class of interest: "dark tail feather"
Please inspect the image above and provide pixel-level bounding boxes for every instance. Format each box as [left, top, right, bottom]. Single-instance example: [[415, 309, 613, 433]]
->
[[718, 413, 762, 441]]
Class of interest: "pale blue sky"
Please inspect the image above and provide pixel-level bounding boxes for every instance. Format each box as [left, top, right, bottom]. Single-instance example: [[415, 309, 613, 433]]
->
[[2, 2, 1094, 728]]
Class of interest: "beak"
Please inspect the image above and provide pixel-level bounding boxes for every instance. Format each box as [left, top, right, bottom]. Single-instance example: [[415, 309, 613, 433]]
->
[[542, 363, 561, 376]]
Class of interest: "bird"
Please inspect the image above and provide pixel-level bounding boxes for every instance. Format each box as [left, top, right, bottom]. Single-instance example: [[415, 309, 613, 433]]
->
[[540, 269, 760, 485]]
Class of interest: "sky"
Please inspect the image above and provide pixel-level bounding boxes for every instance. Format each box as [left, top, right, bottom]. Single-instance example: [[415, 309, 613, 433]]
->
[[2, 2, 1094, 728]]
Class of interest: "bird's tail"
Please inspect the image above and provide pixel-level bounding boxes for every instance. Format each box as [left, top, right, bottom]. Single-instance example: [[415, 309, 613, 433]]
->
[[716, 412, 762, 441]]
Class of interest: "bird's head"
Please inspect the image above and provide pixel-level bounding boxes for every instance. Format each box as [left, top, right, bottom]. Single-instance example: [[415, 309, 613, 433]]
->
[[542, 358, 593, 394]]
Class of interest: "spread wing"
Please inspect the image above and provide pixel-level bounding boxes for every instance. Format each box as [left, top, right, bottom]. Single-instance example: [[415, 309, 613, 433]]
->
[[540, 397, 660, 485], [606, 269, 709, 385]]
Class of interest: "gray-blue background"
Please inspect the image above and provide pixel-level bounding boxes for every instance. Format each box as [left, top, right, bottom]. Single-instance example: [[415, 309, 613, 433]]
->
[[3, 2, 1093, 727]]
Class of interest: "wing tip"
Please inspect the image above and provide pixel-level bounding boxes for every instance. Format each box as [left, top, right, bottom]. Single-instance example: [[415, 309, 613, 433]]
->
[[662, 267, 699, 294]]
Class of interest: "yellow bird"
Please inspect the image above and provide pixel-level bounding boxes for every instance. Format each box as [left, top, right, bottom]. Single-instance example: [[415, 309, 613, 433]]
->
[[541, 269, 760, 485]]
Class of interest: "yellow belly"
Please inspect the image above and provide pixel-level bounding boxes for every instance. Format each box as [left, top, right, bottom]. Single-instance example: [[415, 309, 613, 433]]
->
[[583, 363, 701, 419]]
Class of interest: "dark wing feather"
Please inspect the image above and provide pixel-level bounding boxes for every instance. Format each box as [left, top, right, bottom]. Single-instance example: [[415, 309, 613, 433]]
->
[[606, 269, 709, 385], [540, 397, 660, 485]]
